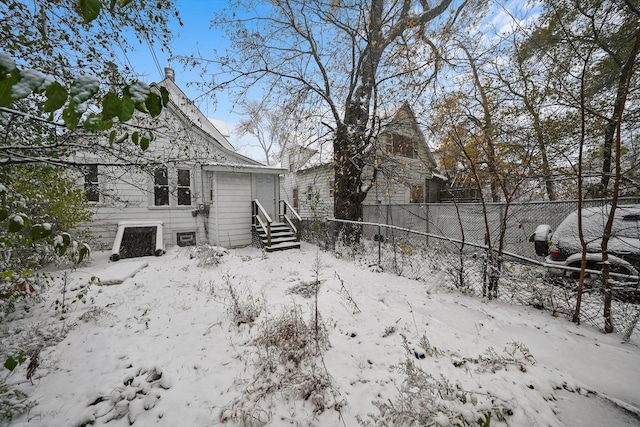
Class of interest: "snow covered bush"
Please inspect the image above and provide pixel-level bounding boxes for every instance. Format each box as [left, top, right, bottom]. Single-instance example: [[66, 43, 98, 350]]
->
[[191, 244, 228, 267], [221, 274, 262, 326], [0, 165, 92, 270], [361, 336, 538, 426], [0, 385, 33, 423], [221, 304, 343, 425]]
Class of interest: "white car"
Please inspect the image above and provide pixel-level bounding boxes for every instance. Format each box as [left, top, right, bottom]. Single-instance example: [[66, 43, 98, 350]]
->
[[530, 205, 640, 278]]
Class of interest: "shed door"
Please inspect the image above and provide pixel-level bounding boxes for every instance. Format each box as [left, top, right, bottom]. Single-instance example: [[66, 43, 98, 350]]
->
[[256, 174, 276, 220]]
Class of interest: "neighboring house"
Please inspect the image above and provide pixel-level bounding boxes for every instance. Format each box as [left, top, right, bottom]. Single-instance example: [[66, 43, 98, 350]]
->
[[280, 102, 445, 220], [80, 67, 293, 255]]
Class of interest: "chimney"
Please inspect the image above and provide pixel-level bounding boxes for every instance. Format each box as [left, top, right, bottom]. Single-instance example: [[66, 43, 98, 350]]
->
[[164, 66, 175, 81]]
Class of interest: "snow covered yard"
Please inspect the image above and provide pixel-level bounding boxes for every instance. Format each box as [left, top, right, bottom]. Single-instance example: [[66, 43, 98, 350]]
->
[[2, 243, 640, 426]]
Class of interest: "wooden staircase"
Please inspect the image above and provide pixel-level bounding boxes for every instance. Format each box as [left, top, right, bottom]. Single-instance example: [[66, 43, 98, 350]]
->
[[252, 199, 301, 252], [255, 222, 300, 251]]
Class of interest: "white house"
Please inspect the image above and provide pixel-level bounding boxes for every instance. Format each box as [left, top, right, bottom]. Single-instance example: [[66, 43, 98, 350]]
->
[[280, 102, 445, 220], [81, 67, 298, 257]]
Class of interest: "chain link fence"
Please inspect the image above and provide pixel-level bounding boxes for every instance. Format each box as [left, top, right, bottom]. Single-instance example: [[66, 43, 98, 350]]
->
[[301, 205, 640, 341], [362, 198, 640, 260]]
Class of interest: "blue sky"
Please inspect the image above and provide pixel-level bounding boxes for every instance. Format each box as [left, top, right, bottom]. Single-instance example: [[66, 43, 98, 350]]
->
[[123, 1, 267, 157], [129, 1, 227, 111], [124, 0, 535, 162]]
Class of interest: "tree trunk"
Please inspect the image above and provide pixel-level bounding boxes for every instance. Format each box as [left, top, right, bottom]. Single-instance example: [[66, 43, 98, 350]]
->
[[599, 29, 639, 196], [602, 28, 640, 333], [525, 101, 556, 200], [333, 128, 367, 222]]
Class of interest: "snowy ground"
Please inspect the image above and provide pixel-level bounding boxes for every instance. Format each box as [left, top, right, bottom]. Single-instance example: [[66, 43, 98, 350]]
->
[[2, 243, 640, 426]]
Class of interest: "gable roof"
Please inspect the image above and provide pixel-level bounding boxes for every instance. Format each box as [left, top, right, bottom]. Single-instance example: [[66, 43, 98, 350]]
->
[[287, 102, 438, 171], [386, 101, 437, 169], [150, 68, 266, 168], [156, 75, 236, 151]]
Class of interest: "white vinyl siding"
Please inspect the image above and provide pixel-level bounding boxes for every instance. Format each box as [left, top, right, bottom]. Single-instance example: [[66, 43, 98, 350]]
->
[[212, 172, 252, 247]]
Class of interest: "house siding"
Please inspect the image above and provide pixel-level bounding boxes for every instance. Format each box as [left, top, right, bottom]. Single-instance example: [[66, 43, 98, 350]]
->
[[280, 103, 443, 219], [281, 165, 334, 220], [81, 75, 285, 253], [212, 172, 253, 248]]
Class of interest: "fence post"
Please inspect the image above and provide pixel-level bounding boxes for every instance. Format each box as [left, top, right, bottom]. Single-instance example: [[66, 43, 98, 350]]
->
[[425, 203, 430, 247], [378, 224, 382, 268]]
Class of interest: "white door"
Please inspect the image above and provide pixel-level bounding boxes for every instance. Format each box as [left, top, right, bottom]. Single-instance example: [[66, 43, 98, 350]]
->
[[256, 174, 276, 220]]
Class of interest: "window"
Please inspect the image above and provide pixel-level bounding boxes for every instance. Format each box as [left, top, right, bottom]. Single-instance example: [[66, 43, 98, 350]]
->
[[289, 154, 295, 172], [328, 180, 334, 198], [177, 169, 191, 206], [410, 185, 424, 203], [390, 134, 416, 158], [307, 185, 313, 201], [84, 164, 99, 202], [293, 188, 299, 209], [154, 167, 169, 206]]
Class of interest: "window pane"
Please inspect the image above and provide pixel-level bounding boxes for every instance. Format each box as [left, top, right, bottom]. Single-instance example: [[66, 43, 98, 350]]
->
[[178, 169, 190, 186], [177, 169, 191, 205], [154, 167, 169, 206], [84, 165, 99, 202], [410, 185, 424, 203], [391, 134, 415, 158], [154, 167, 168, 186], [178, 188, 191, 205], [155, 186, 169, 206]]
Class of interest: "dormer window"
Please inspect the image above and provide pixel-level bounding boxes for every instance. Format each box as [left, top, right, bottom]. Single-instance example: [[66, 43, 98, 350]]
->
[[389, 134, 416, 158]]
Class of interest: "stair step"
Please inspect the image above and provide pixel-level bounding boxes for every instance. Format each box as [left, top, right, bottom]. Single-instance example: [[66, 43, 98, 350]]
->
[[258, 231, 295, 239], [264, 236, 298, 244], [265, 241, 301, 252], [253, 222, 299, 251]]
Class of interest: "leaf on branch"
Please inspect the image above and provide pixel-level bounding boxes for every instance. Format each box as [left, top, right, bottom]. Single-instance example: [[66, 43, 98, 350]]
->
[[8, 214, 29, 233], [0, 71, 19, 107], [160, 86, 169, 106], [118, 95, 135, 122], [4, 356, 18, 372], [101, 92, 121, 121], [79, 0, 102, 23], [54, 233, 72, 256], [30, 223, 53, 241], [84, 114, 112, 132], [77, 243, 90, 264], [146, 92, 162, 117], [43, 81, 68, 112], [62, 101, 81, 129]]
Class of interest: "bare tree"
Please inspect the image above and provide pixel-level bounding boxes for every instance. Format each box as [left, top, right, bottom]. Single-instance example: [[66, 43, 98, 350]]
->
[[235, 100, 292, 165], [185, 0, 482, 229]]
